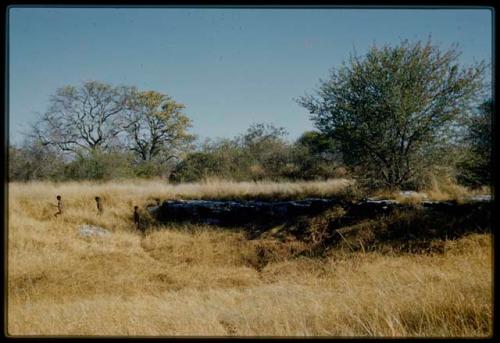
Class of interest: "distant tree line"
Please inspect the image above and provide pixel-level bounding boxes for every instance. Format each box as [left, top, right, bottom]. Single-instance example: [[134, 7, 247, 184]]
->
[[170, 123, 346, 182], [10, 81, 195, 181], [9, 39, 492, 189]]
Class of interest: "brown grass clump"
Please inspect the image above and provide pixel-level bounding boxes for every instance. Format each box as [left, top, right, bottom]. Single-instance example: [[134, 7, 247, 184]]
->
[[7, 180, 492, 337]]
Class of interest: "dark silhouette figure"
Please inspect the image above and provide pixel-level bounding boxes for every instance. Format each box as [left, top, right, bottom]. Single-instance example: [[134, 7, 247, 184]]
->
[[155, 198, 161, 206], [133, 206, 141, 232], [95, 196, 103, 215], [54, 195, 64, 217]]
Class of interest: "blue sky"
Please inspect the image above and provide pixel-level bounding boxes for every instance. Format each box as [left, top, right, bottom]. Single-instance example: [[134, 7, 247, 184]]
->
[[8, 7, 493, 145]]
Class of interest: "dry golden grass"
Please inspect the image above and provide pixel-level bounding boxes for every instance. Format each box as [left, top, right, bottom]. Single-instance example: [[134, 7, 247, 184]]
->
[[9, 178, 354, 202], [7, 180, 492, 337], [370, 176, 491, 204]]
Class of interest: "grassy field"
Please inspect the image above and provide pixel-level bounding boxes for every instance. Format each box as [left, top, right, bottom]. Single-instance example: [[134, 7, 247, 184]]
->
[[7, 179, 492, 337]]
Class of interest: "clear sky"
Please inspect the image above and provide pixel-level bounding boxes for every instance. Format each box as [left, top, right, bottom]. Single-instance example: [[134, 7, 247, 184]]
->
[[8, 7, 493, 145]]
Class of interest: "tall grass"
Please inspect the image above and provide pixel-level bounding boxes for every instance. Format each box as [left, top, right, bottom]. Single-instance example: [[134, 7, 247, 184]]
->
[[7, 180, 492, 337], [9, 178, 354, 202]]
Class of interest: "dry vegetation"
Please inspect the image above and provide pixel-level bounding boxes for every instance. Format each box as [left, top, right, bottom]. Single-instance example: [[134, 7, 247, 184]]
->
[[7, 179, 492, 337]]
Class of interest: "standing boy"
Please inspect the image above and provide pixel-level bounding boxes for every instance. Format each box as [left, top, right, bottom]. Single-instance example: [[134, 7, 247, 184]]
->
[[133, 206, 141, 232], [95, 196, 103, 215], [54, 195, 64, 217]]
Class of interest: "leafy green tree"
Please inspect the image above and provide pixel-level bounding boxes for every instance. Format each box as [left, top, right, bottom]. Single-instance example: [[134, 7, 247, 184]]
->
[[295, 131, 338, 157], [124, 90, 194, 164], [298, 40, 486, 189], [456, 99, 492, 187], [239, 123, 291, 180], [290, 131, 344, 180]]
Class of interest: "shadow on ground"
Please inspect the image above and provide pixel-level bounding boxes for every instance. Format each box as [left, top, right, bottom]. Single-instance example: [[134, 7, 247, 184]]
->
[[147, 198, 492, 259]]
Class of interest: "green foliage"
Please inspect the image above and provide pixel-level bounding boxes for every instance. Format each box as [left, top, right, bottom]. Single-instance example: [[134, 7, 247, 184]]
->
[[172, 123, 295, 183], [240, 123, 291, 180], [171, 126, 288, 183], [8, 140, 66, 181], [171, 138, 253, 182], [62, 149, 136, 181], [298, 39, 486, 189], [296, 131, 337, 155], [289, 131, 344, 180], [456, 100, 492, 187], [171, 152, 231, 182], [131, 160, 169, 178], [171, 125, 346, 183], [125, 90, 195, 163]]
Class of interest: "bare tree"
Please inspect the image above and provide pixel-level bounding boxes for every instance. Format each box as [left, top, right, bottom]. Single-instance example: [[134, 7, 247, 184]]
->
[[31, 81, 132, 154]]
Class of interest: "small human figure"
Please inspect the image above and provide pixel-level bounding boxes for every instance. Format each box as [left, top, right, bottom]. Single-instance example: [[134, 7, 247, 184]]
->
[[133, 206, 141, 232], [54, 195, 64, 217], [95, 196, 103, 215]]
